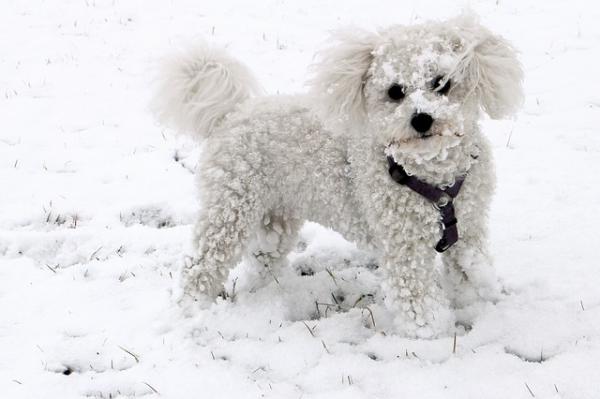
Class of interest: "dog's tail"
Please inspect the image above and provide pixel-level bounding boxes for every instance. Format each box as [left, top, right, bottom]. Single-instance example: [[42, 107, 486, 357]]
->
[[152, 44, 261, 140]]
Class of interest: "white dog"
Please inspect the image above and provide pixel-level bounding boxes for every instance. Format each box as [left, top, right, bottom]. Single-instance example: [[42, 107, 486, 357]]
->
[[153, 15, 523, 338]]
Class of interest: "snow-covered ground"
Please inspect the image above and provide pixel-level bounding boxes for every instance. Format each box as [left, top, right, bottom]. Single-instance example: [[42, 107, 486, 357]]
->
[[2, 0, 600, 398]]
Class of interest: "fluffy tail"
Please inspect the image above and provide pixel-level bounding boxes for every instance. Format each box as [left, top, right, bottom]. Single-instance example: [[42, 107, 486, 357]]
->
[[152, 44, 261, 139]]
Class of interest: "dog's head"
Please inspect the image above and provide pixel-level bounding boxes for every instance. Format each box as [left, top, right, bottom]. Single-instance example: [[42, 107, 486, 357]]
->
[[310, 15, 523, 160]]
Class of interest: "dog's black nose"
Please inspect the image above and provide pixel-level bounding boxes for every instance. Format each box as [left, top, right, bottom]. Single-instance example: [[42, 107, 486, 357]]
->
[[411, 113, 434, 135]]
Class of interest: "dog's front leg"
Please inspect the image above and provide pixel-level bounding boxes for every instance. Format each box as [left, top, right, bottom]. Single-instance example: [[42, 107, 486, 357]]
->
[[441, 220, 501, 309], [381, 237, 455, 338], [440, 139, 502, 308]]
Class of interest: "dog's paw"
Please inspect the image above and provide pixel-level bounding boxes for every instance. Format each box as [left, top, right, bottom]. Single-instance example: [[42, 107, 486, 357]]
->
[[176, 291, 215, 316], [179, 256, 227, 307], [390, 297, 456, 339], [447, 276, 503, 309]]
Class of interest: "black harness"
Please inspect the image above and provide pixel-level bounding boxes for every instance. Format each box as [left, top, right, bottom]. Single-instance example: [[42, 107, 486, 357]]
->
[[386, 156, 465, 253]]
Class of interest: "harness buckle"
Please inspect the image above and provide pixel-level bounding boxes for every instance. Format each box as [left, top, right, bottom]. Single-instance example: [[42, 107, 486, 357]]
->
[[435, 238, 451, 253], [434, 193, 452, 209]]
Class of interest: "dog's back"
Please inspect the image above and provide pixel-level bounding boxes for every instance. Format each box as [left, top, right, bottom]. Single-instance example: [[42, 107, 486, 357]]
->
[[198, 94, 360, 233]]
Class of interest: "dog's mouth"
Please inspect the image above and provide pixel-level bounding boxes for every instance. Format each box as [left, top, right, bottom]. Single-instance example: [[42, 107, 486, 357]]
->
[[390, 130, 463, 145]]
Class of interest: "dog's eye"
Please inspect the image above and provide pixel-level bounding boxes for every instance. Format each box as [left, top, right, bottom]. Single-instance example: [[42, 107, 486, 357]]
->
[[432, 75, 451, 95], [387, 84, 405, 101]]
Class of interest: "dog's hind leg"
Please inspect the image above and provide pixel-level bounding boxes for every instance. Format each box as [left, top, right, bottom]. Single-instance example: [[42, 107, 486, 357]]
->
[[245, 211, 302, 285], [180, 187, 262, 306]]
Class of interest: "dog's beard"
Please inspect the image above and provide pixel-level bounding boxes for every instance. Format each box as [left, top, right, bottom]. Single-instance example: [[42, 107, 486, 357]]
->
[[385, 120, 464, 162], [384, 130, 474, 187], [387, 134, 462, 162]]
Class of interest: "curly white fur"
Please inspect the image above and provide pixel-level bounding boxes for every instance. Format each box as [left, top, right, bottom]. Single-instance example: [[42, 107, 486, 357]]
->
[[308, 29, 379, 125], [449, 15, 524, 119], [154, 16, 523, 338], [152, 44, 262, 138]]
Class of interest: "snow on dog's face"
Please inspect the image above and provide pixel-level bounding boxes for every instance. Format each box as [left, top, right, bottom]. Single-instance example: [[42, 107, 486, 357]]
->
[[311, 15, 523, 161], [364, 26, 469, 159]]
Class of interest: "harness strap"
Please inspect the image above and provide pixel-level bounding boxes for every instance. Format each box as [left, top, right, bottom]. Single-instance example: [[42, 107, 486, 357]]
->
[[386, 156, 465, 253]]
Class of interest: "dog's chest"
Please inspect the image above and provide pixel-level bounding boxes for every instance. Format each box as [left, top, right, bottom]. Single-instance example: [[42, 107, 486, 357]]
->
[[355, 156, 485, 248], [351, 161, 440, 241]]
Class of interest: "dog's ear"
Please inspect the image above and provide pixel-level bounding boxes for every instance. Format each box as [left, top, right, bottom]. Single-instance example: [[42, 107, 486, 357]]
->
[[309, 29, 378, 124], [452, 16, 524, 119]]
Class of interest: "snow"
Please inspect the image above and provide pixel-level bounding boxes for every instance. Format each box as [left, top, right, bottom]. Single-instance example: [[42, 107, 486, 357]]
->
[[2, 0, 600, 398]]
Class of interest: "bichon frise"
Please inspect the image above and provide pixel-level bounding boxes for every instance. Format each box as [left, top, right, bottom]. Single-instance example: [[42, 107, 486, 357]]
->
[[153, 15, 523, 338]]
